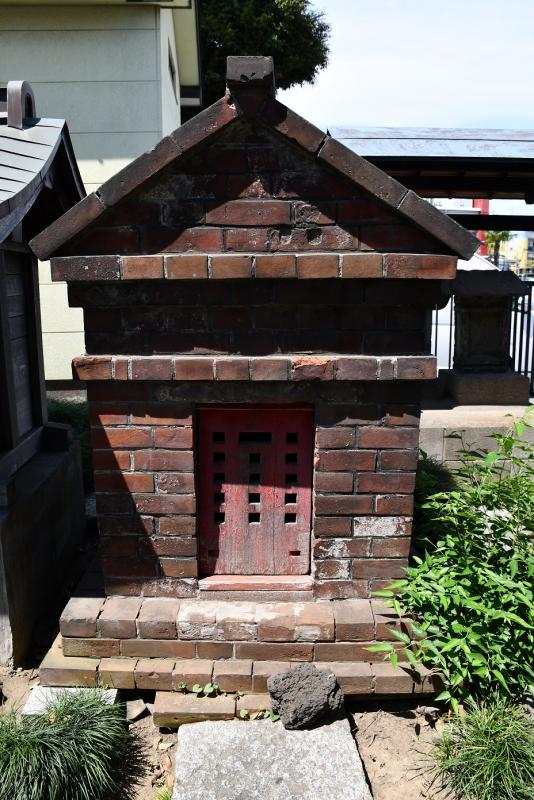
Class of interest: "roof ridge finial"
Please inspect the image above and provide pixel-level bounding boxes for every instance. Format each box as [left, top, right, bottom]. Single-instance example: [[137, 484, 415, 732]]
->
[[226, 56, 276, 97], [7, 81, 36, 129]]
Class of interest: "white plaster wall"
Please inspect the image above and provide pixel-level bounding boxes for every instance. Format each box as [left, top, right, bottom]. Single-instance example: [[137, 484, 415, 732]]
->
[[160, 8, 181, 137], [0, 5, 171, 380]]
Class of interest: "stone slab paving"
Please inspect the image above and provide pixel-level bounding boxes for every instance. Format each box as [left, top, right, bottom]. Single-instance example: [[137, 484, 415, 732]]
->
[[173, 717, 372, 800], [22, 686, 117, 716]]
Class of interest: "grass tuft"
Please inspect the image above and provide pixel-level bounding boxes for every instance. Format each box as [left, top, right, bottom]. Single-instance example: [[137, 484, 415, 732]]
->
[[154, 789, 173, 800], [431, 695, 534, 800], [0, 689, 145, 800]]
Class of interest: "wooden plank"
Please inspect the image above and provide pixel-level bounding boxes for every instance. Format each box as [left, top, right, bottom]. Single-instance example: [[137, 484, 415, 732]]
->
[[11, 335, 34, 437], [0, 249, 19, 449], [450, 214, 534, 231], [5, 271, 24, 297], [8, 313, 26, 339], [0, 427, 43, 483], [27, 256, 47, 428], [272, 411, 313, 576]]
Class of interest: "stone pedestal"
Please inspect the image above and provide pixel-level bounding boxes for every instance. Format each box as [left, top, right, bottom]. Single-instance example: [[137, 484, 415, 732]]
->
[[441, 369, 530, 405], [447, 269, 530, 404]]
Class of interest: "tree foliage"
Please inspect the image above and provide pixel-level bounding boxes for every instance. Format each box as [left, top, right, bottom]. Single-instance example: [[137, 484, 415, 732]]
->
[[485, 230, 512, 267], [198, 0, 330, 108]]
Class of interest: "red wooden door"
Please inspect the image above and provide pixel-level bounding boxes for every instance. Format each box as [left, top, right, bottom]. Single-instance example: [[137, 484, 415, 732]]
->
[[198, 408, 312, 576]]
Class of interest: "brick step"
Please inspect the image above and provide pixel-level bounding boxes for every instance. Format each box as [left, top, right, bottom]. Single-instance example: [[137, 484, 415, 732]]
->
[[40, 636, 443, 698], [59, 597, 411, 663]]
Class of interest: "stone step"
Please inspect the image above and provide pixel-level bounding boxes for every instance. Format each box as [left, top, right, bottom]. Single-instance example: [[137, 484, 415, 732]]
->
[[59, 596, 412, 661], [39, 635, 443, 698]]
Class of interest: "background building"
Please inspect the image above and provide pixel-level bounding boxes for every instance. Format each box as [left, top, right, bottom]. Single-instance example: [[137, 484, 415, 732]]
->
[[0, 0, 201, 383], [501, 233, 534, 276]]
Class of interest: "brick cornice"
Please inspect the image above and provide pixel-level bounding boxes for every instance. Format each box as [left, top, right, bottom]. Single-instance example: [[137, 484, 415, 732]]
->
[[51, 252, 457, 282], [73, 354, 437, 382]]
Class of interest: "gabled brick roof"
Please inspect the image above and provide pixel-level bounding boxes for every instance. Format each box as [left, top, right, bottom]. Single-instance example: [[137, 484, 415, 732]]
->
[[31, 57, 478, 262]]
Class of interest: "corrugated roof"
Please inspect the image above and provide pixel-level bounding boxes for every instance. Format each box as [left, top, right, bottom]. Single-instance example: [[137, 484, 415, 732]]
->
[[328, 126, 534, 160]]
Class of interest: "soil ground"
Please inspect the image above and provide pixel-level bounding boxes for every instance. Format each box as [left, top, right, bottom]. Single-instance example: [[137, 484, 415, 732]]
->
[[348, 699, 445, 800], [1, 666, 446, 800]]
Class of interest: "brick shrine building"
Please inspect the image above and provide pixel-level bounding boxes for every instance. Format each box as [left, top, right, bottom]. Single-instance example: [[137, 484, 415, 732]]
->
[[33, 57, 478, 695]]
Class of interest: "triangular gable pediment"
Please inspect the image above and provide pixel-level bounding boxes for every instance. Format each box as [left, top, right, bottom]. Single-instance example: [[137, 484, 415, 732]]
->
[[31, 58, 478, 262]]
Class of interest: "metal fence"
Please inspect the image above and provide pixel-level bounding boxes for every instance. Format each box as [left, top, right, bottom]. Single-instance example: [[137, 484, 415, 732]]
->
[[511, 283, 534, 395], [430, 297, 454, 371], [431, 283, 534, 397]]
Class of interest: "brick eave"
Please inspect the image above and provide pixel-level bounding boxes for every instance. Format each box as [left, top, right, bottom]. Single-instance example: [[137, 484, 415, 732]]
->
[[50, 252, 458, 282], [73, 354, 437, 382]]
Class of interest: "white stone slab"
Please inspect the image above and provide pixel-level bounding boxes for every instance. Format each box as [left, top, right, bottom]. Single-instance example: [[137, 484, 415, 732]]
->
[[173, 716, 372, 800], [22, 686, 118, 716]]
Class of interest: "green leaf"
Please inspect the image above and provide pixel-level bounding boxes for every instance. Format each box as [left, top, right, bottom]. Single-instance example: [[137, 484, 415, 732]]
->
[[388, 628, 412, 645], [239, 709, 249, 720], [403, 648, 419, 669], [390, 651, 398, 669], [409, 621, 427, 639], [441, 638, 465, 653], [192, 684, 203, 694], [493, 669, 508, 691], [366, 643, 394, 653]]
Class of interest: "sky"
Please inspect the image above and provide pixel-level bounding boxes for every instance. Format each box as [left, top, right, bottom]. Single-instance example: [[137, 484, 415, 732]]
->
[[279, 0, 534, 222], [279, 0, 534, 131]]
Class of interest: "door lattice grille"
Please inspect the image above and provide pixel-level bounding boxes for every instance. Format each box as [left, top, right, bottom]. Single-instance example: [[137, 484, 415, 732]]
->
[[198, 408, 313, 576]]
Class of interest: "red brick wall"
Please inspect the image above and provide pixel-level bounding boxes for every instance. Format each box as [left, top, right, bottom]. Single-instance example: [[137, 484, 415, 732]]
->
[[62, 122, 444, 258], [89, 382, 420, 599], [60, 116, 453, 601], [77, 279, 432, 357]]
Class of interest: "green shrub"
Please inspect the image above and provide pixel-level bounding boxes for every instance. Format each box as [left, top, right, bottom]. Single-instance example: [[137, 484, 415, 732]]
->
[[431, 695, 534, 800], [375, 418, 534, 709], [48, 398, 93, 492], [0, 690, 144, 800]]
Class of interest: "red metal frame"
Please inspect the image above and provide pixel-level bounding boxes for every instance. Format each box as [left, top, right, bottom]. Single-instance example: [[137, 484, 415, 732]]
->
[[198, 407, 313, 576]]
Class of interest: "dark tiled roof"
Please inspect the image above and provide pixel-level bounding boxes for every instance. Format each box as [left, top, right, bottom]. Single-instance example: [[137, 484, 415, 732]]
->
[[31, 58, 479, 262], [0, 81, 84, 243]]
